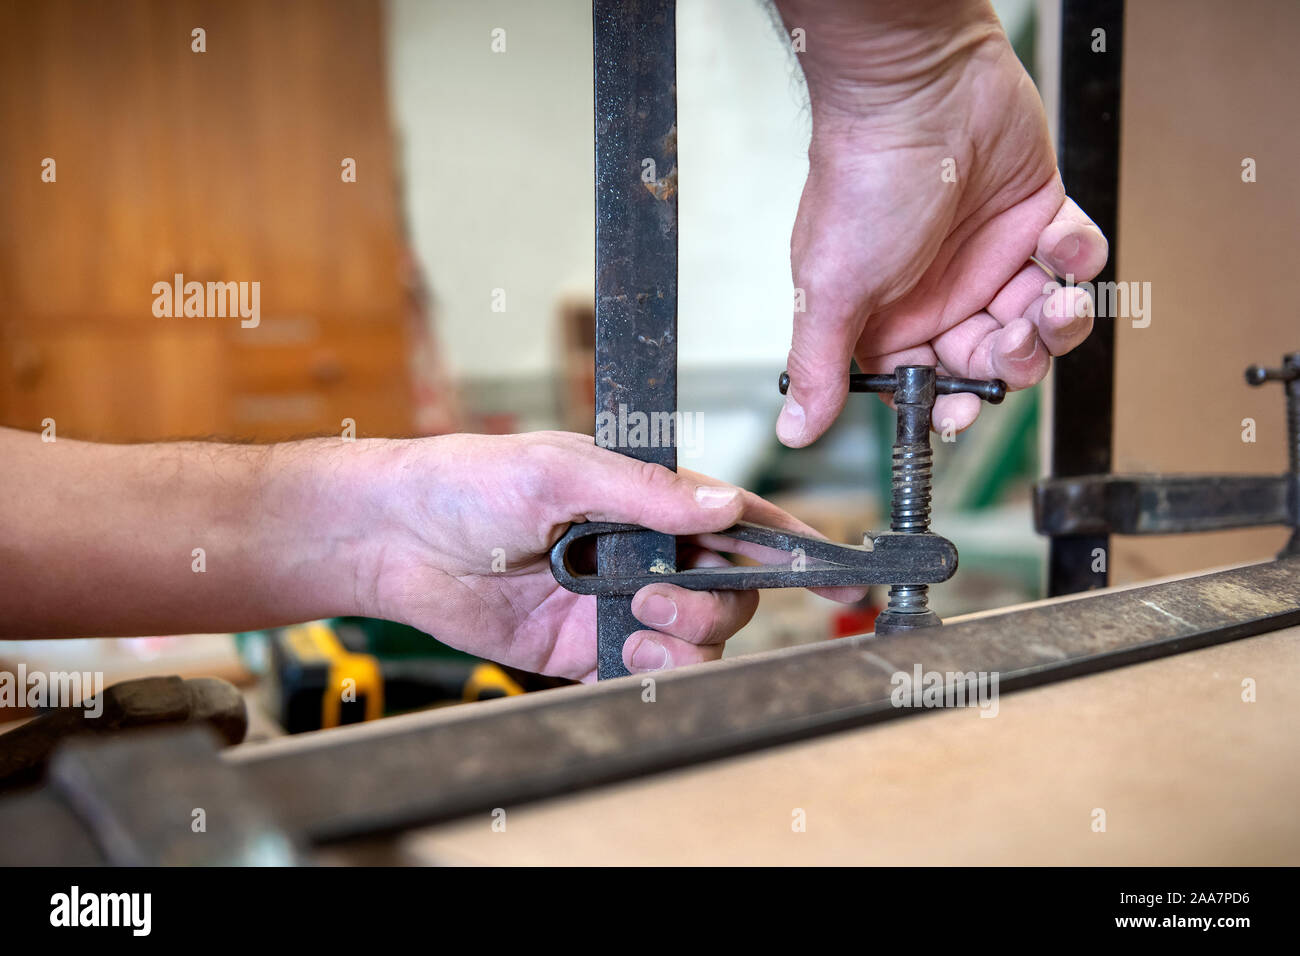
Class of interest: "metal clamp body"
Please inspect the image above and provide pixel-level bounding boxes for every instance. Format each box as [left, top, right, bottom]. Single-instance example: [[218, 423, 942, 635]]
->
[[550, 520, 958, 596], [552, 365, 1006, 636], [1034, 353, 1300, 559]]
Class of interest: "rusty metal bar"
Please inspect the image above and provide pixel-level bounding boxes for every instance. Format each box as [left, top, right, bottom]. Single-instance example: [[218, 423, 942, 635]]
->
[[216, 557, 1300, 843], [1035, 474, 1291, 535], [592, 0, 679, 679]]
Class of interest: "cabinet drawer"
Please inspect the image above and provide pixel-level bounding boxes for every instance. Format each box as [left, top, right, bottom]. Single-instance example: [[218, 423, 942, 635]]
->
[[229, 327, 408, 393], [230, 380, 413, 440]]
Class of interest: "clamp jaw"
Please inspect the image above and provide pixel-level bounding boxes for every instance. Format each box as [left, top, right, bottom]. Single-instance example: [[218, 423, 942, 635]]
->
[[551, 366, 1006, 635], [1034, 353, 1300, 560]]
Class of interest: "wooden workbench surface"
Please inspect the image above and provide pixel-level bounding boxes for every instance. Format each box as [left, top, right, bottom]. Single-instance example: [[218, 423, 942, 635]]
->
[[390, 625, 1298, 865]]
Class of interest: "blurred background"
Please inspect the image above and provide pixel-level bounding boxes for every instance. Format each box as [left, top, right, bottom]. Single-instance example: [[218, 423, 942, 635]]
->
[[2, 0, 1298, 727]]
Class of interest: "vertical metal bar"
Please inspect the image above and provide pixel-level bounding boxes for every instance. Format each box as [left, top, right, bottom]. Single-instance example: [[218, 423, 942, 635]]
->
[[1047, 0, 1124, 595], [1278, 353, 1299, 557], [593, 0, 678, 678]]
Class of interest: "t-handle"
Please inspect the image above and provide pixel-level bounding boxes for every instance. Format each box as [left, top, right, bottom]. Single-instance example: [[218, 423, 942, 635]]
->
[[1245, 353, 1300, 475], [1245, 354, 1300, 387], [778, 369, 1007, 405], [1245, 354, 1300, 558]]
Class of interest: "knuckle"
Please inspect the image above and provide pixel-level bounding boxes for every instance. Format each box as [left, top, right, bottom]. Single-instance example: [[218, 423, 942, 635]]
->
[[682, 595, 719, 644], [784, 348, 842, 395], [630, 457, 680, 498], [515, 439, 566, 502], [699, 590, 756, 645]]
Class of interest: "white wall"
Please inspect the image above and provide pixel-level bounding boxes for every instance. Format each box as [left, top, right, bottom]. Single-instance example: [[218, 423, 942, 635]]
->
[[387, 0, 595, 379], [387, 0, 812, 380], [676, 0, 812, 369]]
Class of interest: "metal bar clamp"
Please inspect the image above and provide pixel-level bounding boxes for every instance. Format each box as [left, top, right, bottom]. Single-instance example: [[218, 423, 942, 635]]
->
[[552, 365, 1006, 636]]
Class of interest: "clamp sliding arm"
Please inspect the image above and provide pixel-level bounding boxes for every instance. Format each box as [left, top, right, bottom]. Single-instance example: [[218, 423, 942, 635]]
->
[[1034, 354, 1300, 559], [550, 520, 957, 595]]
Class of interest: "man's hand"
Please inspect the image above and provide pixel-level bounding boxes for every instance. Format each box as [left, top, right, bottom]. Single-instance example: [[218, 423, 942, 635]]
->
[[0, 428, 859, 682], [773, 0, 1109, 445], [363, 431, 860, 682]]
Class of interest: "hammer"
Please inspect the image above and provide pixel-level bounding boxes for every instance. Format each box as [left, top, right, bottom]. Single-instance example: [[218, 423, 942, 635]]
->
[[0, 675, 247, 791]]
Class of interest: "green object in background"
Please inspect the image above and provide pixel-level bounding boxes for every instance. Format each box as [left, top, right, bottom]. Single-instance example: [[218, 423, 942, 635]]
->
[[951, 388, 1040, 512], [235, 618, 558, 734], [235, 618, 472, 676]]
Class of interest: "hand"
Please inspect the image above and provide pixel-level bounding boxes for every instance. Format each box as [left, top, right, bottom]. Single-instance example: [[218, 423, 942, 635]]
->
[[774, 0, 1109, 445], [360, 431, 861, 682]]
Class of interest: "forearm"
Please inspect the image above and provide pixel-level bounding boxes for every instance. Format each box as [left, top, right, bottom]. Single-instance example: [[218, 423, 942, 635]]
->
[[0, 428, 398, 638], [772, 0, 1004, 114]]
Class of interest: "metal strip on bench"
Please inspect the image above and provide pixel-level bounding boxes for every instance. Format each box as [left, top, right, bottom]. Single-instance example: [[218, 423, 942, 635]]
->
[[227, 558, 1300, 842]]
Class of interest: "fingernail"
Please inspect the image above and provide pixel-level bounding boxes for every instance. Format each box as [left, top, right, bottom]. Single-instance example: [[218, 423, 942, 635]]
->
[[1006, 324, 1038, 360], [776, 395, 805, 444], [1052, 234, 1081, 265], [630, 636, 669, 671], [695, 485, 739, 508], [636, 593, 678, 627]]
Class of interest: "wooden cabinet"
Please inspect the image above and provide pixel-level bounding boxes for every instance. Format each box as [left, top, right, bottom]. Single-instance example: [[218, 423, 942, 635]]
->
[[0, 0, 413, 441]]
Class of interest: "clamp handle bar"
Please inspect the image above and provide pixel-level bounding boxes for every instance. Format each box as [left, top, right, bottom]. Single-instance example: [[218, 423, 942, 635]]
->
[[779, 369, 1006, 404], [1246, 357, 1300, 386]]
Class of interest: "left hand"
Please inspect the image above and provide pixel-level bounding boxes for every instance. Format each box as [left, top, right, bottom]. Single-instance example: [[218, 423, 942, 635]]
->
[[358, 431, 862, 682]]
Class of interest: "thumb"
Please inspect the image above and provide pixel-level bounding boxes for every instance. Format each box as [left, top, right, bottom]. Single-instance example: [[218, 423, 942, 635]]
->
[[565, 447, 745, 536], [780, 287, 860, 448]]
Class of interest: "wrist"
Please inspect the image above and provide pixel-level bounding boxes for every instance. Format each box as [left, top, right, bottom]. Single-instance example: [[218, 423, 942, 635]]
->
[[255, 437, 408, 622], [778, 0, 1005, 127]]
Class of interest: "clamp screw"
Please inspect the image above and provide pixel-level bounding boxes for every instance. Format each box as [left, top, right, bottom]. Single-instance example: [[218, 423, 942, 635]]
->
[[780, 367, 1007, 634], [1246, 353, 1300, 557]]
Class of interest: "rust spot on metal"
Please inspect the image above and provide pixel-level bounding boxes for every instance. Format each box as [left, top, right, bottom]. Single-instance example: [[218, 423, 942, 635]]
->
[[643, 163, 677, 201]]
